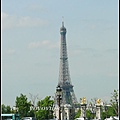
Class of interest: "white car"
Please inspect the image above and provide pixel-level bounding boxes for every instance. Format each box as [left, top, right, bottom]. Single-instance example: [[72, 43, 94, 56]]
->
[[105, 116, 119, 120], [21, 117, 36, 120], [76, 118, 84, 120]]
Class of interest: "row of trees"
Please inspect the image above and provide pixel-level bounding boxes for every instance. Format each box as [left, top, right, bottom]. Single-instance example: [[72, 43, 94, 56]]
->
[[1, 89, 119, 120], [2, 95, 54, 120]]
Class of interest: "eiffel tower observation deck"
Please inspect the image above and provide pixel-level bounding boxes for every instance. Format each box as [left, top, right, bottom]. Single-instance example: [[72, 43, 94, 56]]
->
[[56, 21, 78, 106]]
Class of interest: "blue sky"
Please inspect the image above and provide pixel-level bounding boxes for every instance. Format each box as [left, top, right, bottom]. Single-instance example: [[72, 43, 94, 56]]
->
[[2, 0, 118, 107]]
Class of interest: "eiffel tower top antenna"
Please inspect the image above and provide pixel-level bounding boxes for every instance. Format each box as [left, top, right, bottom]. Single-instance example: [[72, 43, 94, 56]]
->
[[62, 16, 64, 27]]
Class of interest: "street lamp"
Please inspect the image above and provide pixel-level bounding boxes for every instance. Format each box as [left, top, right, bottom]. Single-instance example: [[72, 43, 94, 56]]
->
[[80, 97, 87, 119], [56, 85, 62, 120]]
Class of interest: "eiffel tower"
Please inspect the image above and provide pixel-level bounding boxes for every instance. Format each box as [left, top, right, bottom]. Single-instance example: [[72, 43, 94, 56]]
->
[[56, 21, 78, 106]]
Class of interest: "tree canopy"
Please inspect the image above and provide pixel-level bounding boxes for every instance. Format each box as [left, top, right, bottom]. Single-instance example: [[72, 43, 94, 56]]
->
[[15, 93, 31, 118], [110, 89, 118, 116], [36, 96, 54, 120], [2, 104, 11, 114]]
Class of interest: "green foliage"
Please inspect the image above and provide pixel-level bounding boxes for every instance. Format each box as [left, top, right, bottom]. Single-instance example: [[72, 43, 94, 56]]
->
[[27, 109, 35, 117], [15, 93, 31, 118], [86, 110, 92, 120], [110, 89, 118, 116], [107, 106, 116, 117], [37, 96, 54, 107], [36, 110, 48, 120], [2, 104, 12, 114], [74, 109, 81, 120], [36, 96, 54, 120], [101, 106, 116, 119], [101, 112, 106, 120]]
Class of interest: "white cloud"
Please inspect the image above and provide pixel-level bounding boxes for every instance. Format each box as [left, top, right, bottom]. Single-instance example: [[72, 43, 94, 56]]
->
[[17, 16, 46, 27], [42, 40, 50, 45], [2, 12, 17, 29], [2, 12, 47, 30], [6, 49, 15, 55], [70, 48, 98, 56], [28, 41, 42, 48], [2, 12, 8, 19], [28, 40, 59, 49]]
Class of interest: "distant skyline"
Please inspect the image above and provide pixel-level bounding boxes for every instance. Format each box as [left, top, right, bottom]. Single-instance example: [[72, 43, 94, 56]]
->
[[2, 0, 118, 107]]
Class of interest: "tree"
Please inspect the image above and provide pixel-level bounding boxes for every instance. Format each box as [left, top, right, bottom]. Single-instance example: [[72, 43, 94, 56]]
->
[[110, 89, 118, 116], [29, 93, 39, 117], [86, 109, 91, 120], [74, 109, 81, 120], [101, 106, 116, 119], [15, 93, 31, 118], [2, 104, 11, 114], [36, 96, 54, 120]]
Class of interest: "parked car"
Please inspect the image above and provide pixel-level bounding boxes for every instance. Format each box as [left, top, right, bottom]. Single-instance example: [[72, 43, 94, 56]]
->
[[76, 118, 85, 120], [21, 117, 36, 120]]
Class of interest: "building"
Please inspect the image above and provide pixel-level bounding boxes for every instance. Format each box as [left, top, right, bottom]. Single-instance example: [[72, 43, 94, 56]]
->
[[54, 21, 78, 120]]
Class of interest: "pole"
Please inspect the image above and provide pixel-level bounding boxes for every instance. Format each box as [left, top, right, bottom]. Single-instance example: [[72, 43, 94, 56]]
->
[[58, 95, 61, 120]]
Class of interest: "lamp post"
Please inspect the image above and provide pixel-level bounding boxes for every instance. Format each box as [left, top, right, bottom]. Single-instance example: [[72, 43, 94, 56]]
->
[[81, 104, 87, 120], [96, 99, 102, 120], [80, 97, 87, 119], [56, 85, 62, 120]]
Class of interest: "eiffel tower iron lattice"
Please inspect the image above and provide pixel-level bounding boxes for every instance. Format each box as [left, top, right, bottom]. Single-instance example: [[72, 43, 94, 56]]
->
[[56, 21, 78, 106]]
